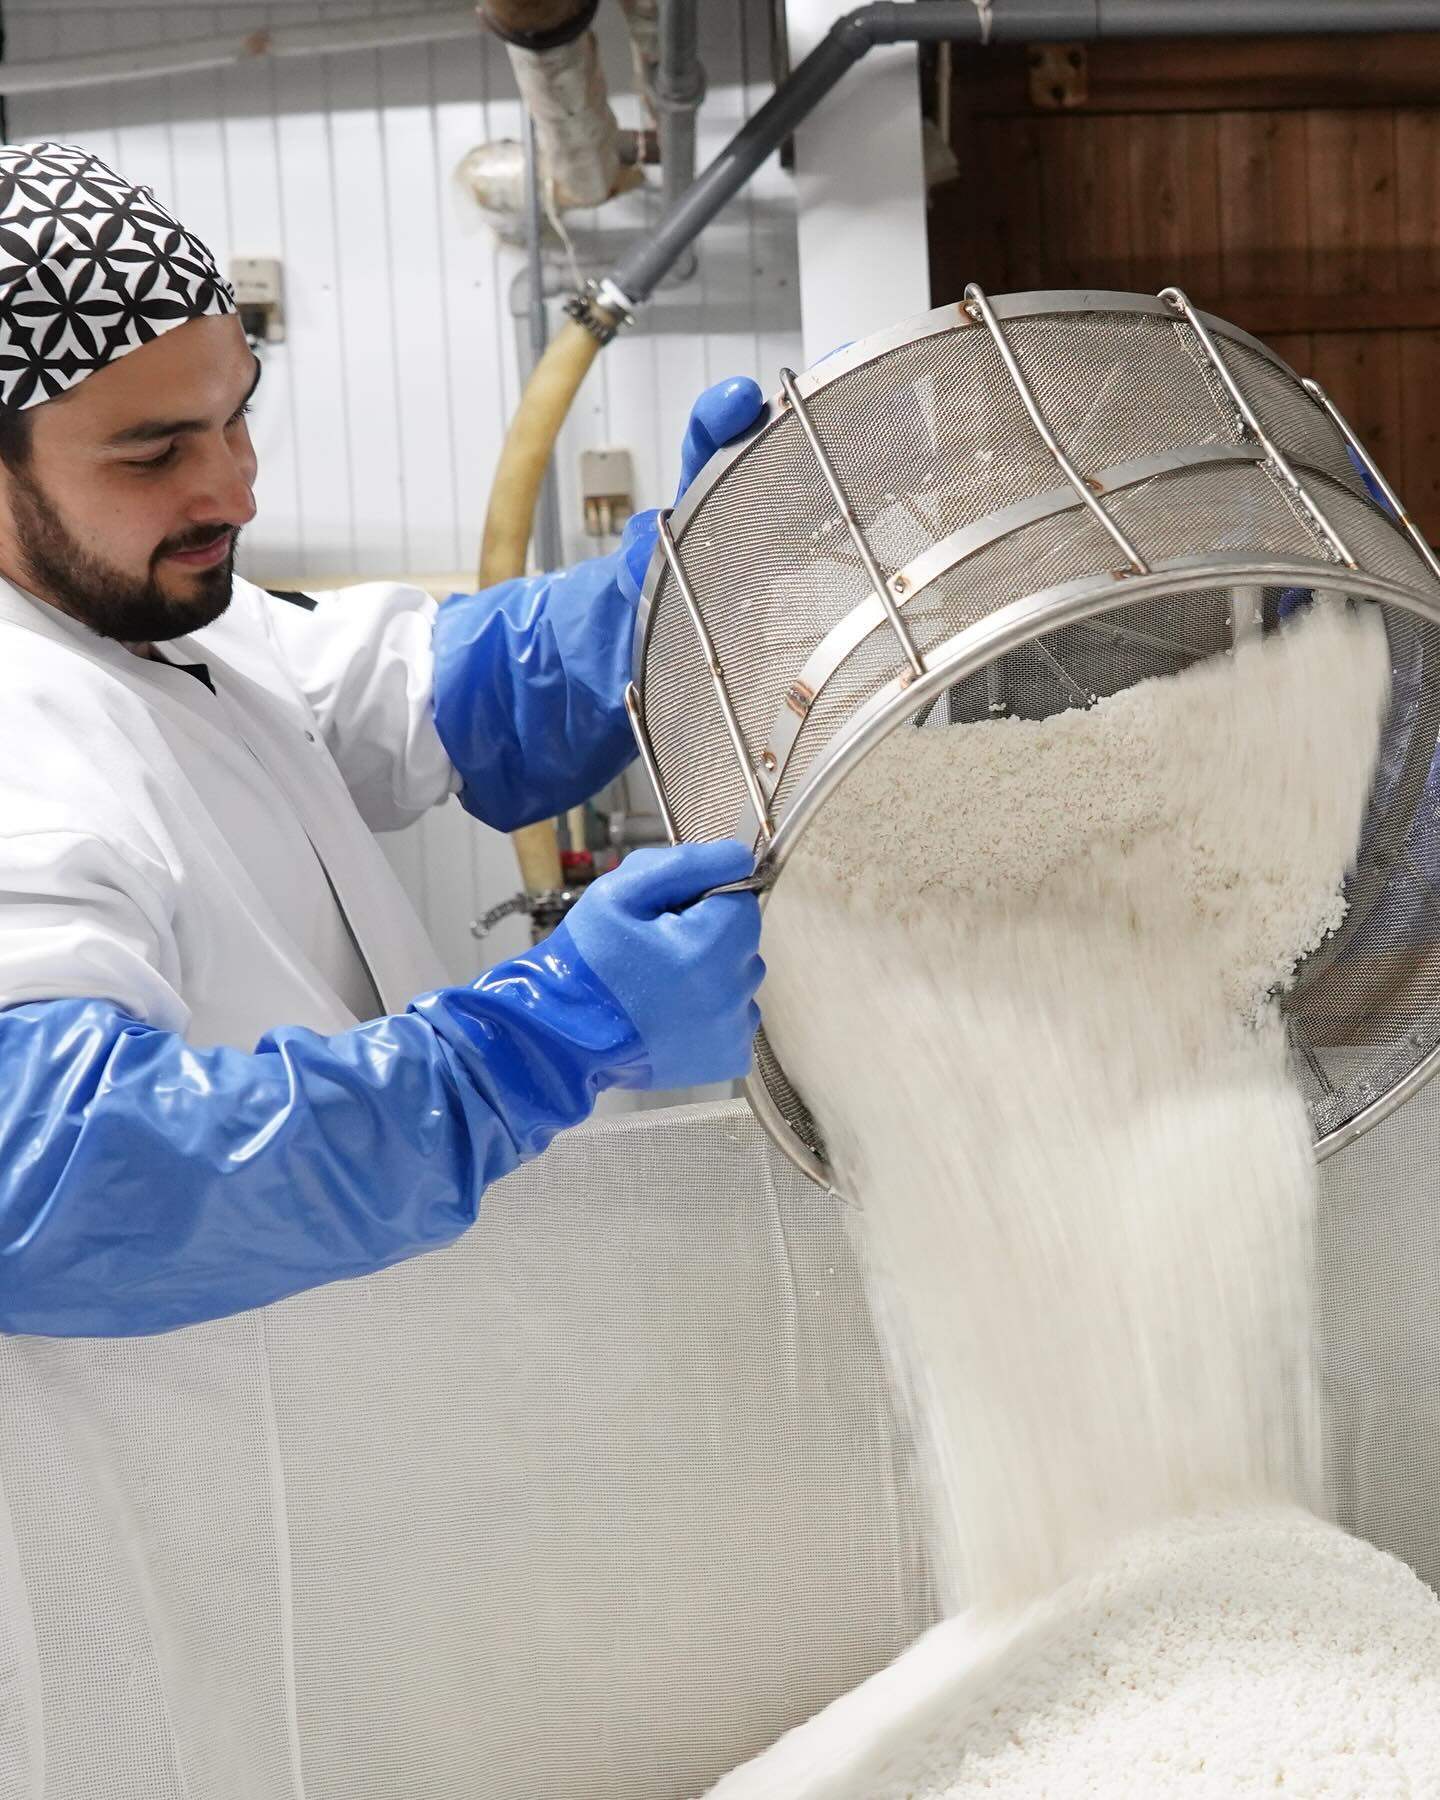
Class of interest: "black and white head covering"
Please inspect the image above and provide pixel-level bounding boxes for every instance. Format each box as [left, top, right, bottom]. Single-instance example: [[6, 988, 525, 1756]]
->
[[0, 141, 235, 412]]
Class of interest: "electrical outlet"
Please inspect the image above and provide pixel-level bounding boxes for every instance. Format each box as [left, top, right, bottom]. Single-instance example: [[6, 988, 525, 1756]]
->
[[579, 447, 634, 537], [230, 256, 285, 344]]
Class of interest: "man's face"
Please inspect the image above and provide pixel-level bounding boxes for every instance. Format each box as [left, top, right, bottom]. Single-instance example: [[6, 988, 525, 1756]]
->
[[0, 313, 259, 644]]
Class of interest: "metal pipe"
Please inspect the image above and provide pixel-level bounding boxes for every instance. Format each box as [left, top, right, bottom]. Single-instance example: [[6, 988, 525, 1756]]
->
[[656, 0, 705, 285], [496, 11, 633, 211], [521, 110, 565, 572], [619, 0, 662, 110], [1096, 0, 1440, 34], [580, 0, 1440, 323]]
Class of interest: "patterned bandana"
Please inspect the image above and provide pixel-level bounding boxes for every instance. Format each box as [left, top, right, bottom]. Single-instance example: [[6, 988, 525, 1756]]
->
[[0, 141, 235, 412]]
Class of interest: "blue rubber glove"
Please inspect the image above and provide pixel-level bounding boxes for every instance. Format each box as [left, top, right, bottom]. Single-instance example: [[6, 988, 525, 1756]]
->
[[0, 842, 762, 1337], [1347, 442, 1399, 519], [433, 375, 765, 832], [553, 838, 763, 1091]]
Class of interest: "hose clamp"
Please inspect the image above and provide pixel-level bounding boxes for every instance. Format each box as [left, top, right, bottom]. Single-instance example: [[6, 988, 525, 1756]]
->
[[565, 277, 636, 345]]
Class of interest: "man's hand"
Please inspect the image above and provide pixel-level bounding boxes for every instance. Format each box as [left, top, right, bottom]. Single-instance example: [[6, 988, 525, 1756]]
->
[[551, 839, 764, 1091]]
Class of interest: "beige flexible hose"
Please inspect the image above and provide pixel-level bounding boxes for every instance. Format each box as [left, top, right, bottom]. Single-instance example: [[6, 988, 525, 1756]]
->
[[480, 316, 606, 898]]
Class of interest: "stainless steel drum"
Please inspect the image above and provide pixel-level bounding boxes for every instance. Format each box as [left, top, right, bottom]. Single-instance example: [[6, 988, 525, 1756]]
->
[[625, 286, 1440, 1190]]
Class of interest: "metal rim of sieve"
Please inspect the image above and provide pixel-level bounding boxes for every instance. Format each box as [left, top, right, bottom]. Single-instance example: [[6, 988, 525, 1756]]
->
[[631, 288, 1315, 677], [626, 286, 1440, 1192], [732, 559, 1440, 1192]]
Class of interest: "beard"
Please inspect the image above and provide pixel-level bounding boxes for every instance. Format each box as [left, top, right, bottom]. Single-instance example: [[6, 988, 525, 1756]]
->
[[8, 464, 239, 644]]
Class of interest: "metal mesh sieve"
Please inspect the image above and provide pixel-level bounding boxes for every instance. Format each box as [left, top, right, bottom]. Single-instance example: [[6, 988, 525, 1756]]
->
[[626, 288, 1440, 1189]]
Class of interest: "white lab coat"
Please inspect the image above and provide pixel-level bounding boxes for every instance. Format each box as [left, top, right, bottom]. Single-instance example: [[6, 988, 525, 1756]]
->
[[0, 575, 456, 1050]]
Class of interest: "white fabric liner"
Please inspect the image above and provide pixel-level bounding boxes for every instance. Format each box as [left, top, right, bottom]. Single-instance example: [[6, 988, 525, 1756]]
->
[[0, 1090, 1431, 1797]]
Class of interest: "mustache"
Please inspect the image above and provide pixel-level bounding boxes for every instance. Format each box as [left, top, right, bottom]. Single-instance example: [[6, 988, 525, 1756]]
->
[[154, 525, 238, 559]]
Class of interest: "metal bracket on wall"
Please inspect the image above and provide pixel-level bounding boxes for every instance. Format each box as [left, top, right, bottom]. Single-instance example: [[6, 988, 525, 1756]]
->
[[1028, 42, 1088, 109]]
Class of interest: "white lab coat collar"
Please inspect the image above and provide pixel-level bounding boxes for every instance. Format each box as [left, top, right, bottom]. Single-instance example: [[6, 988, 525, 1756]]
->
[[0, 575, 448, 1033]]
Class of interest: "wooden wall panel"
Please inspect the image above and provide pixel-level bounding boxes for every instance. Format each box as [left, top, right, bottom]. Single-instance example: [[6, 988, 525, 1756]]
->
[[1216, 113, 1309, 296], [1039, 115, 1134, 291], [988, 118, 1048, 291], [1125, 114, 1220, 296], [956, 34, 1440, 118], [1396, 111, 1440, 295], [1306, 112, 1399, 299], [1308, 333, 1404, 473], [932, 34, 1440, 541]]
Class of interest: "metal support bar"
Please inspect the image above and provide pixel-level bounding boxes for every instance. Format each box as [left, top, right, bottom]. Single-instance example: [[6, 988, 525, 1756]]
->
[[964, 283, 1149, 576], [1161, 286, 1357, 570], [778, 367, 926, 678], [624, 682, 679, 845], [1032, 639, 1093, 707], [1230, 584, 1263, 650], [1302, 378, 1440, 588], [657, 512, 777, 843]]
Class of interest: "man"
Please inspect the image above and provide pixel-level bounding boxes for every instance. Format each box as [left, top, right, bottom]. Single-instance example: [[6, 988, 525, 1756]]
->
[[0, 141, 766, 1336]]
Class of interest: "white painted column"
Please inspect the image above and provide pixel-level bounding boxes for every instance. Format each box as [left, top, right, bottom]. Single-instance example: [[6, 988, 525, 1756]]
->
[[784, 0, 931, 364]]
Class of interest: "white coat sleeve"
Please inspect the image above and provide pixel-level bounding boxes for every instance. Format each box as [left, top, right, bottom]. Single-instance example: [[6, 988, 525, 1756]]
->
[[0, 828, 190, 1032], [257, 582, 460, 833]]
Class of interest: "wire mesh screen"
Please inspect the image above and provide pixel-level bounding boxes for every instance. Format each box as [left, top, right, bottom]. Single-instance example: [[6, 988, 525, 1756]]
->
[[632, 290, 1440, 1180]]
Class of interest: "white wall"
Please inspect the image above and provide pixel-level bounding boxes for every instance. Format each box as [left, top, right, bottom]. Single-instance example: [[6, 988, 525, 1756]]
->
[[6, 0, 803, 976], [785, 0, 929, 360]]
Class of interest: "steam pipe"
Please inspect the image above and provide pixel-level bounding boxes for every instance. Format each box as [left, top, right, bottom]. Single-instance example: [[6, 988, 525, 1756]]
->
[[479, 0, 636, 209]]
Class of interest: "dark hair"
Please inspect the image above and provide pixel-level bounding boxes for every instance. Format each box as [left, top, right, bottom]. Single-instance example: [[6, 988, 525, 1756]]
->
[[0, 405, 33, 471]]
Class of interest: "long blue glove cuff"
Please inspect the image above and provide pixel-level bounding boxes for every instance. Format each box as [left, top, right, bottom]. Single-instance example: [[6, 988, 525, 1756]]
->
[[432, 531, 651, 832], [0, 944, 647, 1338], [432, 376, 765, 832]]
